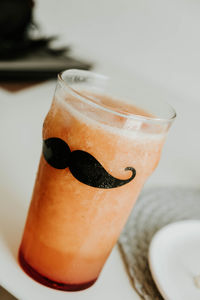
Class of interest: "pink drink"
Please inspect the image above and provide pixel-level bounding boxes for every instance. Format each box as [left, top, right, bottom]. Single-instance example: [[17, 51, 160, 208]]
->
[[19, 70, 175, 290]]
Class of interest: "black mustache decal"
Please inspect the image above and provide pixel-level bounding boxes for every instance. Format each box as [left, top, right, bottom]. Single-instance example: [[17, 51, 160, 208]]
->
[[43, 138, 136, 189]]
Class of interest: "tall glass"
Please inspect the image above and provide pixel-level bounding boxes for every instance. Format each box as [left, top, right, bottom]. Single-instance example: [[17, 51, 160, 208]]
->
[[19, 69, 176, 291]]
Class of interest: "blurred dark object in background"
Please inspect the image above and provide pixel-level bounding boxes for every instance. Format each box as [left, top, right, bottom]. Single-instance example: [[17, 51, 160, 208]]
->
[[0, 0, 35, 59], [0, 0, 91, 82]]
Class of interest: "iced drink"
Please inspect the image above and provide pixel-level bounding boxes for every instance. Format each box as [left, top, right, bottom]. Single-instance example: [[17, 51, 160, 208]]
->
[[19, 70, 175, 291]]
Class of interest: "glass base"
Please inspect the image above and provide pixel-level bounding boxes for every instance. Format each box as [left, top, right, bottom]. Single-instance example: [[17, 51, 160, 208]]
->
[[18, 249, 97, 291]]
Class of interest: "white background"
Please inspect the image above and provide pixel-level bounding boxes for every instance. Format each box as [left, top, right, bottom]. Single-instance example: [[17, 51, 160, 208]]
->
[[35, 0, 200, 102]]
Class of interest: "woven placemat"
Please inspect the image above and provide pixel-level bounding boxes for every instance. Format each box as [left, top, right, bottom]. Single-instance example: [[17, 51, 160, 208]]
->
[[118, 187, 200, 300]]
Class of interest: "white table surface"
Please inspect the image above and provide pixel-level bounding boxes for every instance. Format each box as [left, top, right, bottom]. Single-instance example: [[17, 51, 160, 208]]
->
[[0, 1, 200, 299]]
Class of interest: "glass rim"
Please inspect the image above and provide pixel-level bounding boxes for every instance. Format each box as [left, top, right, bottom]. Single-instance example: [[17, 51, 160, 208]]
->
[[58, 69, 176, 124]]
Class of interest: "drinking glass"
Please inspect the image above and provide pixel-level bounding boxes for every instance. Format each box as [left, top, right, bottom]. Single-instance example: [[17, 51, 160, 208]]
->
[[19, 69, 176, 291]]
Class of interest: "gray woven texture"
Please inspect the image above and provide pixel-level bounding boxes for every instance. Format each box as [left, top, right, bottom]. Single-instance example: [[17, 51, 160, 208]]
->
[[118, 187, 200, 300]]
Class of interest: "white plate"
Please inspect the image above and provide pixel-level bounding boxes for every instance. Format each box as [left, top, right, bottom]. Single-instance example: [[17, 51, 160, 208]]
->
[[0, 83, 137, 300], [149, 220, 200, 300]]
